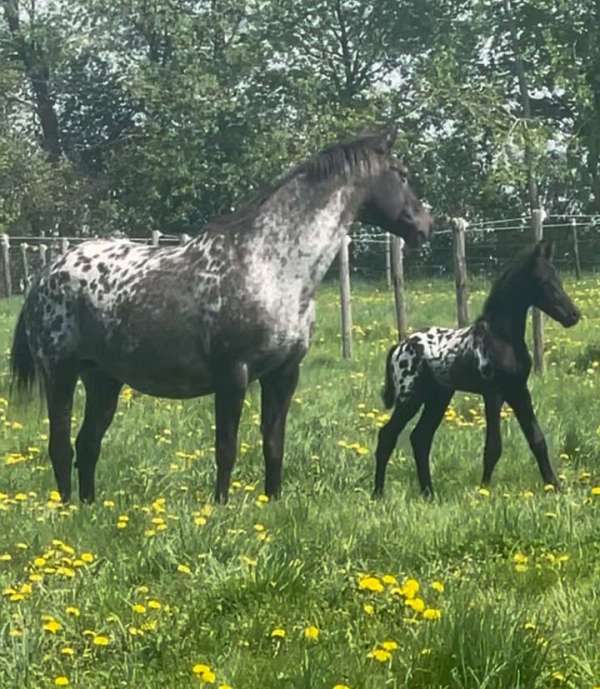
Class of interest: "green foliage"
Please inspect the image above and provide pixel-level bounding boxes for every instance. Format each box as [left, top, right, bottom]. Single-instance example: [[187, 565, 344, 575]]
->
[[1, 0, 600, 235]]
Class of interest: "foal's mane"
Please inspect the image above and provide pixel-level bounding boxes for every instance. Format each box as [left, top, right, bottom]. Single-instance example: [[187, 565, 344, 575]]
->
[[481, 244, 538, 315], [202, 132, 387, 234]]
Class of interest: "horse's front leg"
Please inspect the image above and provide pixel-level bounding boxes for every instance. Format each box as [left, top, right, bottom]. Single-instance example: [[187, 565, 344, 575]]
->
[[505, 385, 559, 489], [481, 392, 503, 486], [214, 363, 248, 503], [259, 358, 300, 499]]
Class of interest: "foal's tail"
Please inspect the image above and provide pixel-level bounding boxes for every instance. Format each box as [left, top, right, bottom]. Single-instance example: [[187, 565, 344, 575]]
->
[[381, 344, 397, 409], [10, 306, 39, 400]]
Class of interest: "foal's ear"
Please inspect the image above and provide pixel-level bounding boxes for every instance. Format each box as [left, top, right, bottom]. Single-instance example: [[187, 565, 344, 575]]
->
[[373, 125, 398, 153], [534, 239, 554, 261]]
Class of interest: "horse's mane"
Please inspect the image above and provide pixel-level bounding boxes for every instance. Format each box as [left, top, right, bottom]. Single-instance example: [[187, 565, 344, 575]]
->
[[202, 132, 386, 234], [481, 244, 537, 315]]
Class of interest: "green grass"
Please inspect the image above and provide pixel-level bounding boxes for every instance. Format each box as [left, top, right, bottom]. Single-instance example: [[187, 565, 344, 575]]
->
[[1, 277, 600, 689]]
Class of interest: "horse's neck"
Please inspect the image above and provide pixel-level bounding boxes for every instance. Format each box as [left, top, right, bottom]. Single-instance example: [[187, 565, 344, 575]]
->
[[484, 292, 530, 351], [247, 175, 362, 294]]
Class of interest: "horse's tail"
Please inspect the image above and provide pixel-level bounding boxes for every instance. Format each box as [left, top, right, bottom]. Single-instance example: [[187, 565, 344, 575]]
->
[[381, 344, 397, 409], [10, 305, 39, 400]]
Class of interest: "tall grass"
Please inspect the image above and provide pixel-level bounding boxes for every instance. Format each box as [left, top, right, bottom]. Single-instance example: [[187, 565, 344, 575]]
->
[[0, 277, 599, 689]]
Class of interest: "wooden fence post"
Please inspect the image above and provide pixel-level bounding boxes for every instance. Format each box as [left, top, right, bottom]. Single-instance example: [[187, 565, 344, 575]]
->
[[339, 234, 353, 359], [452, 218, 469, 327], [385, 233, 392, 288], [571, 218, 582, 280], [180, 233, 191, 246], [39, 243, 48, 268], [391, 236, 407, 340], [531, 209, 544, 374], [151, 230, 160, 247], [0, 234, 12, 298], [20, 242, 30, 289]]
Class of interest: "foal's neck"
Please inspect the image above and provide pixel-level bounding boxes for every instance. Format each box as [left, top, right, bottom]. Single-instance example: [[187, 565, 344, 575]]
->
[[482, 282, 531, 347]]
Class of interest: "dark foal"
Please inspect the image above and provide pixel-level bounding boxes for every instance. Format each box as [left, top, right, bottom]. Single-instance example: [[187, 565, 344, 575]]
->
[[374, 240, 580, 498]]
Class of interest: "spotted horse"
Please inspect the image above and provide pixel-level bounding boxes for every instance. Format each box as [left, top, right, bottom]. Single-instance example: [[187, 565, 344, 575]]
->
[[373, 240, 580, 499], [10, 127, 433, 504]]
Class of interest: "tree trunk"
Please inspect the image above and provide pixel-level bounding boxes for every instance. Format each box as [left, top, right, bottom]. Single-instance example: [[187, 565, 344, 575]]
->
[[2, 0, 62, 162], [503, 0, 539, 211]]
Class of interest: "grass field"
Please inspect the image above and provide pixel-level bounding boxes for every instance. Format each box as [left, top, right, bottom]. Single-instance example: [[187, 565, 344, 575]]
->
[[1, 277, 600, 689]]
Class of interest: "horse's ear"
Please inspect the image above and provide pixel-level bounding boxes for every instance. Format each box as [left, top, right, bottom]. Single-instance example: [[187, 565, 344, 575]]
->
[[535, 239, 554, 261], [373, 125, 398, 153]]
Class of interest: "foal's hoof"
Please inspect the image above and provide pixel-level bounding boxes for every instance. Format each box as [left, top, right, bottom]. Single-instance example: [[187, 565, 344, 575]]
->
[[421, 489, 435, 502]]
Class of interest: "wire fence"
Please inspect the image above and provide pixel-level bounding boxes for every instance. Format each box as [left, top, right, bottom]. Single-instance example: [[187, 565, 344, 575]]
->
[[0, 214, 597, 369]]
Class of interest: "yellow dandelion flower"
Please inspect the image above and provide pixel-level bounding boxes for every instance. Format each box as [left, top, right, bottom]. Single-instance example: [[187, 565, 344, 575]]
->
[[478, 487, 490, 497], [363, 603, 375, 616], [405, 597, 425, 613], [80, 552, 94, 563], [65, 606, 80, 617], [201, 670, 216, 683], [358, 575, 384, 593], [551, 671, 565, 682], [304, 625, 320, 640], [333, 685, 352, 689], [177, 563, 192, 575], [54, 677, 69, 686], [193, 664, 211, 675], [61, 647, 75, 656], [93, 635, 110, 646], [0, 553, 12, 561], [591, 486, 600, 496], [381, 640, 398, 651], [218, 685, 232, 689], [381, 574, 398, 586], [271, 627, 286, 639], [367, 648, 392, 662], [148, 599, 161, 610], [400, 578, 420, 599], [431, 580, 444, 593], [132, 604, 146, 614], [423, 608, 442, 620], [42, 620, 62, 634]]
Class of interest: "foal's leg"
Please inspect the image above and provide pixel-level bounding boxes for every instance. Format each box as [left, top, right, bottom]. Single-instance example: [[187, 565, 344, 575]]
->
[[505, 385, 559, 488], [409, 387, 453, 498], [259, 358, 300, 499], [214, 365, 248, 504], [45, 362, 79, 503], [373, 398, 422, 498], [75, 369, 122, 503], [481, 392, 503, 486]]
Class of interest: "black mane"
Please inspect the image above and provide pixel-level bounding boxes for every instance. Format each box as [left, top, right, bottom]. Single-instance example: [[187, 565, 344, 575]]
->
[[203, 132, 387, 234]]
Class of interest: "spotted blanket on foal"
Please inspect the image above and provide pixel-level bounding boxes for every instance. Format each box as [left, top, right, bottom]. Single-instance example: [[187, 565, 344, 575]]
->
[[388, 324, 493, 403]]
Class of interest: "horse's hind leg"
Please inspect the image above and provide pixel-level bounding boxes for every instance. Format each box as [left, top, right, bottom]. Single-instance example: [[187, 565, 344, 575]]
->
[[481, 392, 503, 486], [373, 398, 422, 498], [409, 386, 453, 498], [45, 362, 79, 503], [75, 369, 122, 503], [259, 358, 301, 499]]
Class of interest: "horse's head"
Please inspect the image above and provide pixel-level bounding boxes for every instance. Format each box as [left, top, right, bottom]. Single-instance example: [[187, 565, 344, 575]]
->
[[529, 240, 580, 327], [357, 127, 433, 247]]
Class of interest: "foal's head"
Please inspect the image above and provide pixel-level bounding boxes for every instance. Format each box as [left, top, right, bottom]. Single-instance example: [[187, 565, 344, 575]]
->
[[356, 127, 433, 247], [524, 240, 580, 327]]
